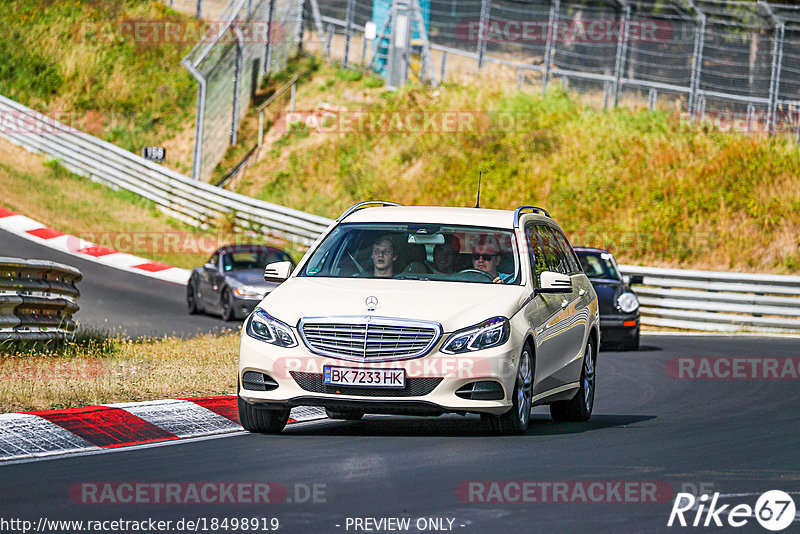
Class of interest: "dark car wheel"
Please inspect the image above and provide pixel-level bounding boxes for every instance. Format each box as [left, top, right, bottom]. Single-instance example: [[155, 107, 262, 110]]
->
[[325, 408, 365, 420], [221, 288, 236, 321], [187, 281, 200, 315], [238, 395, 290, 433], [550, 341, 595, 422], [482, 345, 533, 435]]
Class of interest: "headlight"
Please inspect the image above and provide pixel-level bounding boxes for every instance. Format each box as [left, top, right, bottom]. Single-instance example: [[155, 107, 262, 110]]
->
[[617, 292, 639, 313], [246, 309, 297, 347], [233, 286, 263, 298], [441, 317, 510, 354]]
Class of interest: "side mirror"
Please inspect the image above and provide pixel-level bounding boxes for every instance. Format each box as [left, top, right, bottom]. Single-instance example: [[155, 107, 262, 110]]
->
[[264, 261, 293, 282], [204, 262, 216, 271], [537, 271, 572, 294], [628, 274, 644, 285]]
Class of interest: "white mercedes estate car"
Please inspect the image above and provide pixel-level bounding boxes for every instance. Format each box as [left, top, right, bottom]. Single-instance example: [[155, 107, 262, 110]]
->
[[238, 202, 599, 434]]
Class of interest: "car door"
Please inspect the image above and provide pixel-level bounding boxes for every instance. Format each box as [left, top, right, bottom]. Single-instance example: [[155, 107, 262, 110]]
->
[[198, 252, 220, 309], [546, 226, 591, 367], [522, 223, 574, 398]]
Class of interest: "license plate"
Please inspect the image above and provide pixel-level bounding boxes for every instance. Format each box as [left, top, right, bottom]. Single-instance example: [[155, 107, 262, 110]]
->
[[323, 366, 405, 388]]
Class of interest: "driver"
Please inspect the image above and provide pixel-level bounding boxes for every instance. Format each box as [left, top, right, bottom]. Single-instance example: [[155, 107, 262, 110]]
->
[[471, 235, 513, 284], [370, 235, 398, 277]]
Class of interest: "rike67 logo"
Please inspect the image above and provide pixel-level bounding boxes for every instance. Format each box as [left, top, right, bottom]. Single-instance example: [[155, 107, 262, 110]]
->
[[668, 490, 796, 531]]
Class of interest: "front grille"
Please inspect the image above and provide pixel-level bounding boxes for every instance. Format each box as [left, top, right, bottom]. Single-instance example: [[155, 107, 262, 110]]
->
[[290, 371, 442, 397], [299, 316, 442, 361]]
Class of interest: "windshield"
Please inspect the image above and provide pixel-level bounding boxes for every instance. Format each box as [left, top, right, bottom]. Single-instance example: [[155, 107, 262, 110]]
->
[[575, 251, 620, 280], [221, 249, 293, 271], [299, 223, 521, 285]]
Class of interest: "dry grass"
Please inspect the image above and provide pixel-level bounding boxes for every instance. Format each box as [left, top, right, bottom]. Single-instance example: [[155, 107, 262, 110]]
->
[[0, 331, 238, 412]]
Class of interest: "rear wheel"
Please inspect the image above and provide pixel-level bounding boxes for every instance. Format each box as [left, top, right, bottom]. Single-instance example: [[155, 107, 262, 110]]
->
[[238, 396, 290, 433], [482, 346, 533, 435], [325, 408, 365, 420], [550, 341, 595, 422], [221, 288, 235, 321]]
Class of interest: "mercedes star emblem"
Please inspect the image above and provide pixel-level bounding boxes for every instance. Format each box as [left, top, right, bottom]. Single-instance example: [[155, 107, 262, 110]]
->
[[365, 296, 378, 311]]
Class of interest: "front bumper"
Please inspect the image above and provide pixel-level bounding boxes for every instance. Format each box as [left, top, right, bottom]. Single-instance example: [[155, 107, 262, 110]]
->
[[238, 331, 521, 416], [599, 314, 639, 344]]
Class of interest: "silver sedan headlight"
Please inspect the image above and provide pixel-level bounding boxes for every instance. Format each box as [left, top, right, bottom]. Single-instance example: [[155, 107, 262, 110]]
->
[[617, 292, 639, 314]]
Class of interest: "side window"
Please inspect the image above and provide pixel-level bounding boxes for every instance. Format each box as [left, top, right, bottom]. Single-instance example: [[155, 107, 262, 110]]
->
[[208, 253, 219, 267], [525, 224, 556, 285], [547, 227, 580, 274]]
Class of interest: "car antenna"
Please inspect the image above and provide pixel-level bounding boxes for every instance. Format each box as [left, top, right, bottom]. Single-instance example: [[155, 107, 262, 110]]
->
[[475, 171, 482, 208]]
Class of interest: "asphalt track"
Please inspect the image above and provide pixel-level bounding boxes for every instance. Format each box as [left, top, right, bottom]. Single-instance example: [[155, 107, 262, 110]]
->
[[1, 335, 798, 533], [1, 228, 230, 338]]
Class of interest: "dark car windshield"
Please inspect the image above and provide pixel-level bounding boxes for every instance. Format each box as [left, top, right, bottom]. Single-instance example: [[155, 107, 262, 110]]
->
[[221, 249, 292, 271], [299, 223, 520, 285], [575, 251, 620, 280]]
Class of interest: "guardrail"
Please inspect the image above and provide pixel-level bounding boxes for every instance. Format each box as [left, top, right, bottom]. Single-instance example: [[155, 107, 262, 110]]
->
[[0, 95, 334, 247], [619, 265, 800, 334], [0, 258, 82, 342]]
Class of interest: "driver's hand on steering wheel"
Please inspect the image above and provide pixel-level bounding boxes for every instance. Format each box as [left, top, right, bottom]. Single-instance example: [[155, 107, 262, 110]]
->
[[492, 276, 504, 284]]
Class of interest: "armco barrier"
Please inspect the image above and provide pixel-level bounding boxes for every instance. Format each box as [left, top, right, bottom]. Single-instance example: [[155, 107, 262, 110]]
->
[[0, 95, 334, 247], [619, 265, 800, 334], [0, 258, 82, 342]]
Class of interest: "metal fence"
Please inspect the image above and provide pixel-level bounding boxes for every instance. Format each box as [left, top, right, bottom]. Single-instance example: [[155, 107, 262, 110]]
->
[[311, 0, 800, 139], [0, 258, 82, 342], [0, 95, 333, 247], [620, 265, 800, 333], [180, 0, 305, 182]]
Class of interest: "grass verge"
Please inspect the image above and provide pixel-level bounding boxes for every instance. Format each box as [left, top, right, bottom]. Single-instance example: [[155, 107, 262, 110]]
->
[[0, 329, 238, 412]]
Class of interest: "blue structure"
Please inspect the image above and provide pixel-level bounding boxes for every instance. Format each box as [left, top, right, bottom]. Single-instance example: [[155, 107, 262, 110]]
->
[[372, 0, 430, 76]]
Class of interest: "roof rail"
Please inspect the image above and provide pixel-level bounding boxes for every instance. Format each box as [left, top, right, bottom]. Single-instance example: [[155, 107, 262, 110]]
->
[[337, 200, 403, 221], [513, 206, 551, 227]]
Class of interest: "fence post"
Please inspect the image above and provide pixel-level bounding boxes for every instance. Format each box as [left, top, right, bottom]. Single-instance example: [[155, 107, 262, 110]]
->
[[297, 0, 306, 54], [231, 27, 243, 146], [326, 24, 334, 59], [195, 0, 203, 18], [440, 50, 447, 82], [542, 0, 560, 94], [612, 1, 631, 107], [648, 88, 657, 111], [343, 0, 356, 67], [476, 0, 490, 69], [263, 0, 276, 75], [688, 11, 706, 117], [767, 21, 785, 135], [183, 60, 207, 181]]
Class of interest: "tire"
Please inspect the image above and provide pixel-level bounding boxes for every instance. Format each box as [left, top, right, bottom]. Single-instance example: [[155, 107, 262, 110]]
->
[[325, 408, 365, 420], [482, 346, 533, 435], [187, 281, 200, 315], [238, 395, 290, 433], [550, 341, 596, 422], [221, 288, 236, 321]]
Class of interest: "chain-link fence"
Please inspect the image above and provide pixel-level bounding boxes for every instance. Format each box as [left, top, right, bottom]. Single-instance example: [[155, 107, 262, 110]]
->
[[310, 0, 800, 139], [179, 0, 304, 181]]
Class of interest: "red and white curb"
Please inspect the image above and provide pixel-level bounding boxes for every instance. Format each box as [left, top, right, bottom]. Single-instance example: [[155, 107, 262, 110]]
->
[[0, 206, 190, 285], [0, 396, 326, 462]]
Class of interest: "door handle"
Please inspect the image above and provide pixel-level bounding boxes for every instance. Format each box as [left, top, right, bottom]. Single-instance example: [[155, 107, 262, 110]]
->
[[579, 289, 586, 296]]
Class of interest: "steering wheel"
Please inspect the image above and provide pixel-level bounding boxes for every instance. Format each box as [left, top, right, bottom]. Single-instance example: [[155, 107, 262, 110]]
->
[[458, 268, 495, 280]]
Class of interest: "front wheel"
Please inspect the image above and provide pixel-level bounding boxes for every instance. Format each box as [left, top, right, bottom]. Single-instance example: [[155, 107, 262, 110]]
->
[[550, 341, 595, 422], [482, 346, 533, 435], [221, 288, 235, 321], [238, 396, 290, 433], [187, 281, 200, 315]]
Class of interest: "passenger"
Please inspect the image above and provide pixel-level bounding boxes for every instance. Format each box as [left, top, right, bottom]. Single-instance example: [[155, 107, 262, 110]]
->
[[472, 234, 513, 284], [370, 235, 398, 277]]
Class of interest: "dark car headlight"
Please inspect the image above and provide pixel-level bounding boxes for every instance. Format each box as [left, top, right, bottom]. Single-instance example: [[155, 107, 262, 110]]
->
[[246, 309, 297, 347], [617, 292, 639, 314], [441, 317, 510, 354]]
